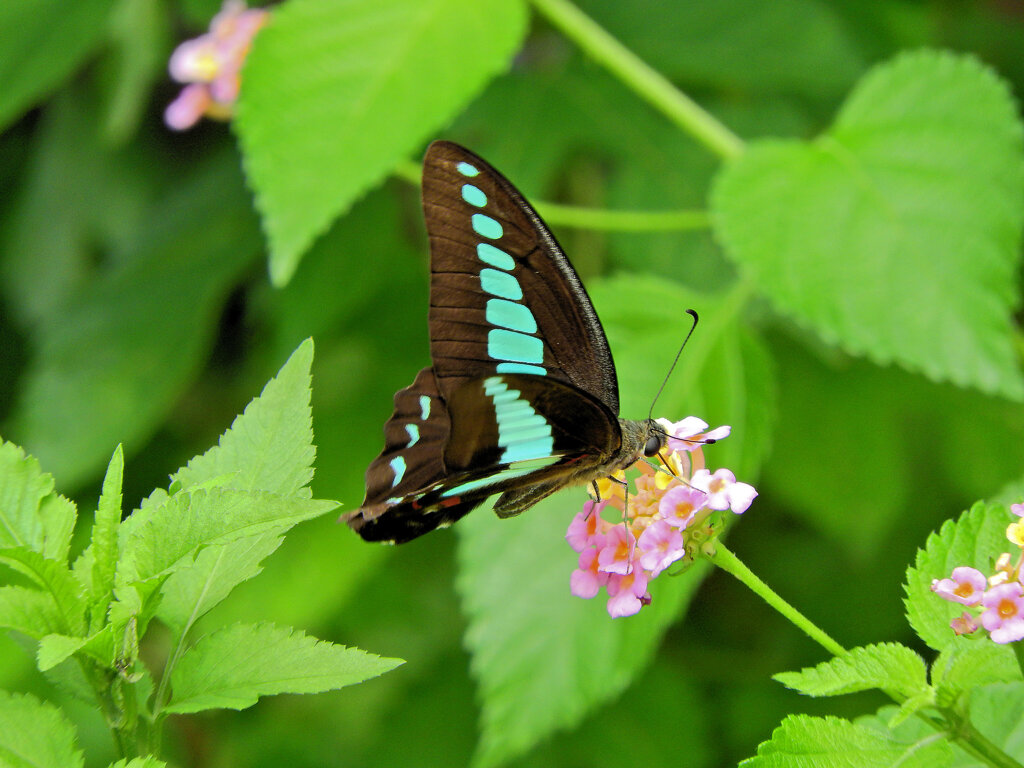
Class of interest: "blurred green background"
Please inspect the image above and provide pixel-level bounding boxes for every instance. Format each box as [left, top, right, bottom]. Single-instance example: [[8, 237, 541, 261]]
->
[[2, 0, 1024, 766]]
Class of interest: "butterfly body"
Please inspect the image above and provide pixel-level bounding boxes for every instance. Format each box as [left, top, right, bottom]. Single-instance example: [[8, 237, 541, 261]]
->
[[345, 142, 665, 544]]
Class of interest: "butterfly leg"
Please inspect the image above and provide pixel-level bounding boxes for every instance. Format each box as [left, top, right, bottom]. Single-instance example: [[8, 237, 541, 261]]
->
[[493, 481, 564, 518]]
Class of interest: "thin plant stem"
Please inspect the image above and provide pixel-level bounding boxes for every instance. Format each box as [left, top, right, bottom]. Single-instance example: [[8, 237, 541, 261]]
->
[[707, 541, 846, 657], [529, 0, 745, 160]]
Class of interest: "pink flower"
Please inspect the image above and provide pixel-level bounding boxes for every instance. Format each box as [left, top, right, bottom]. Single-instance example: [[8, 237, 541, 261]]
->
[[1012, 503, 1024, 517], [165, 0, 268, 131], [691, 468, 757, 514], [980, 582, 1024, 644], [657, 416, 731, 453], [606, 570, 650, 618], [951, 612, 980, 636], [597, 525, 636, 575], [570, 548, 608, 599], [566, 500, 609, 552], [930, 566, 987, 606], [637, 520, 684, 576], [658, 485, 705, 529]]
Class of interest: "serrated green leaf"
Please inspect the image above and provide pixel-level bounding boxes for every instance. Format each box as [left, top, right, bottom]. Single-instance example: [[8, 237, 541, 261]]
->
[[905, 501, 1012, 651], [933, 643, 1020, 706], [0, 586, 64, 640], [172, 339, 316, 497], [163, 621, 403, 714], [89, 445, 124, 628], [156, 532, 284, 634], [713, 50, 1024, 399], [8, 149, 262, 490], [889, 691, 934, 727], [0, 440, 76, 561], [0, 0, 116, 131], [774, 643, 928, 700], [37, 626, 114, 671], [117, 488, 336, 586], [0, 692, 84, 768], [0, 547, 86, 637], [235, 0, 528, 284], [740, 714, 952, 768]]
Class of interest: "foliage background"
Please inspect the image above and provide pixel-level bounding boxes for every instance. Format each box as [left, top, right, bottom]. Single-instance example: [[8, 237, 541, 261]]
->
[[2, 0, 1024, 766]]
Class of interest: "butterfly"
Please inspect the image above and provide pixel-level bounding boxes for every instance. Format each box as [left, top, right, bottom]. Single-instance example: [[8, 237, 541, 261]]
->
[[344, 141, 667, 544]]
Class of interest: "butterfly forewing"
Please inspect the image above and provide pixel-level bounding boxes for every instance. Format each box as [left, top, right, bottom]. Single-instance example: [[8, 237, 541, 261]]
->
[[422, 142, 619, 414]]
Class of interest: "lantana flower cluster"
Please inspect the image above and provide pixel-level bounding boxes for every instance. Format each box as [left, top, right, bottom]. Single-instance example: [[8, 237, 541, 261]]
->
[[932, 503, 1024, 644], [566, 417, 757, 618], [165, 0, 268, 131]]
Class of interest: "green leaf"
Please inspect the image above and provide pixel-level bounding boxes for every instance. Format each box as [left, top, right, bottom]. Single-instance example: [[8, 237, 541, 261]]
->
[[36, 626, 114, 671], [0, 547, 86, 636], [588, 274, 775, 479], [0, 690, 83, 768], [117, 488, 337, 586], [905, 501, 1012, 651], [8, 149, 262, 490], [163, 621, 403, 714], [89, 445, 123, 625], [713, 50, 1024, 399], [0, 0, 116, 131], [171, 339, 316, 497], [235, 0, 529, 284], [933, 643, 1021, 706], [0, 586, 64, 640], [774, 643, 929, 700], [740, 714, 952, 768], [106, 758, 167, 768], [0, 440, 76, 561], [156, 532, 284, 634]]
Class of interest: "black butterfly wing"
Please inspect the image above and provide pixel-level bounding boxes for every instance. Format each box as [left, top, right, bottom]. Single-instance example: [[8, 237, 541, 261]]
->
[[422, 141, 620, 414], [346, 142, 623, 543]]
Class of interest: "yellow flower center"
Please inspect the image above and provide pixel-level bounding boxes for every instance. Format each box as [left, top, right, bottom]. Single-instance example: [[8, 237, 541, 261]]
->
[[998, 598, 1019, 619]]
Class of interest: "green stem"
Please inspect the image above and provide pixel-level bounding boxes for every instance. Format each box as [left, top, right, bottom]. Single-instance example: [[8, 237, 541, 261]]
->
[[534, 203, 710, 232], [1014, 640, 1024, 679], [529, 0, 745, 160], [952, 719, 1024, 768], [708, 542, 847, 657]]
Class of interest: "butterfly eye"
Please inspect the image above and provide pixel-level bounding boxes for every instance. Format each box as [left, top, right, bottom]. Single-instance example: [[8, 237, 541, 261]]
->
[[643, 434, 662, 457]]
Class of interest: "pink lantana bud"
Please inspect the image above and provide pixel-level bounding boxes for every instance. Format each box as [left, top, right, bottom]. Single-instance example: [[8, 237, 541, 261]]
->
[[1011, 503, 1024, 517], [606, 570, 650, 618], [931, 566, 987, 606], [951, 612, 980, 636], [637, 520, 684, 576], [570, 548, 607, 599], [980, 581, 1024, 644], [597, 525, 635, 576]]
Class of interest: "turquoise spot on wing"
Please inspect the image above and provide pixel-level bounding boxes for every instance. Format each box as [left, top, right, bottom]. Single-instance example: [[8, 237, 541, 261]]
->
[[461, 184, 487, 207], [456, 161, 479, 177], [472, 214, 503, 240], [501, 438, 554, 464], [496, 362, 546, 376], [477, 243, 515, 270], [419, 395, 430, 420], [389, 456, 406, 487], [488, 329, 543, 364], [405, 423, 419, 447], [483, 376, 507, 395], [480, 269, 523, 301], [486, 298, 537, 334]]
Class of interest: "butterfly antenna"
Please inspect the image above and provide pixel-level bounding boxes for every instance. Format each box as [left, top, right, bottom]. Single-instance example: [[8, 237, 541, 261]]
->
[[648, 309, 699, 420]]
